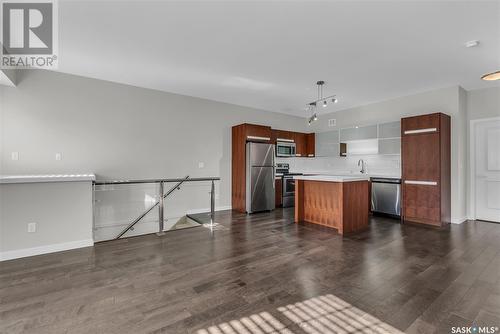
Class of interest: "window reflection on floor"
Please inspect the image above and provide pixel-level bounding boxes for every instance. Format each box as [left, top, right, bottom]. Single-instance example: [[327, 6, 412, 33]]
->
[[197, 294, 403, 334]]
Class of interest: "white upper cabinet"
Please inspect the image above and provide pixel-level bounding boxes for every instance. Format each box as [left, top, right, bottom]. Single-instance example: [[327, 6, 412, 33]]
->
[[340, 125, 377, 141], [315, 130, 339, 157], [378, 121, 401, 139], [314, 120, 401, 157], [378, 138, 401, 155]]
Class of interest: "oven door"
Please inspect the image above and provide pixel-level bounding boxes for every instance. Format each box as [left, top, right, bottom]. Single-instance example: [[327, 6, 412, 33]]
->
[[283, 176, 295, 197], [276, 142, 296, 157]]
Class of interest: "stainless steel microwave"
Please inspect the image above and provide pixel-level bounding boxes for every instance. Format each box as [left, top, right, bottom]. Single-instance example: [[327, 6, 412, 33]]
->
[[276, 141, 296, 157]]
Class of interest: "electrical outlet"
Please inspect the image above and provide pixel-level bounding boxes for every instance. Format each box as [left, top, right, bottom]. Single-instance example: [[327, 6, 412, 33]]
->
[[27, 222, 37, 233], [11, 152, 19, 160], [55, 153, 62, 161], [198, 162, 205, 169]]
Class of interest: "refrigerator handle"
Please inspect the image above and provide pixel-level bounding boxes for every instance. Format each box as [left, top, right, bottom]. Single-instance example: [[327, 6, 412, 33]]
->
[[272, 145, 276, 189]]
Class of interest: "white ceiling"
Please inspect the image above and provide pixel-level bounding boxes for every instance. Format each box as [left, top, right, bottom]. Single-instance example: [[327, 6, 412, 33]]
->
[[56, 1, 500, 117]]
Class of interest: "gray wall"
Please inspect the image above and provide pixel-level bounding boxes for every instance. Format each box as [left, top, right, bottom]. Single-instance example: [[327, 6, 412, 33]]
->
[[308, 86, 467, 223], [466, 87, 500, 121], [0, 181, 93, 258], [0, 70, 307, 213]]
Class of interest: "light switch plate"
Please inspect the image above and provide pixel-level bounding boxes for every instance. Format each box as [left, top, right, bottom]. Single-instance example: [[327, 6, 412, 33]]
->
[[11, 152, 19, 160], [198, 162, 205, 169], [55, 153, 62, 161]]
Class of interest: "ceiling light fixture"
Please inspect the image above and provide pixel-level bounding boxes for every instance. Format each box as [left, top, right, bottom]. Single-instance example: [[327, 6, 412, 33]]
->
[[306, 81, 338, 124], [465, 40, 480, 48], [481, 70, 500, 81], [307, 102, 317, 125]]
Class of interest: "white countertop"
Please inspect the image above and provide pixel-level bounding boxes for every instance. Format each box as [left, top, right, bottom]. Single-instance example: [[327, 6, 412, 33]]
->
[[294, 175, 370, 182], [0, 174, 96, 184], [290, 171, 401, 179]]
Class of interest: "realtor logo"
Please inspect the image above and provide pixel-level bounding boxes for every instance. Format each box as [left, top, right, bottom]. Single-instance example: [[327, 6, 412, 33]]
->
[[0, 0, 58, 68]]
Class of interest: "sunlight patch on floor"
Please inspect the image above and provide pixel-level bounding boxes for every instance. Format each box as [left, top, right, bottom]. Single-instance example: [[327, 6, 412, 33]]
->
[[196, 294, 403, 334]]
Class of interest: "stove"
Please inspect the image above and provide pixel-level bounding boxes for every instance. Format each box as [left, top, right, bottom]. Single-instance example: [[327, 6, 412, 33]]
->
[[276, 163, 302, 208]]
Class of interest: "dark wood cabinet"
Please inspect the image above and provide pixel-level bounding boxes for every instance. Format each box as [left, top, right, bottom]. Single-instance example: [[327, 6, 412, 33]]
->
[[275, 130, 294, 142], [232, 124, 314, 212], [401, 113, 450, 227], [305, 133, 315, 157], [272, 130, 315, 158], [244, 124, 272, 142], [294, 132, 307, 157], [275, 178, 282, 207], [232, 123, 272, 213]]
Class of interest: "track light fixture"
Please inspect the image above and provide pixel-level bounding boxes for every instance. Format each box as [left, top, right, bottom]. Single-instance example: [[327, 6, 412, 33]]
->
[[306, 81, 338, 124]]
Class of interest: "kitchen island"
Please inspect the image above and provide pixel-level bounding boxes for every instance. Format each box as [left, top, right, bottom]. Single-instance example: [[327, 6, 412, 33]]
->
[[294, 175, 370, 235]]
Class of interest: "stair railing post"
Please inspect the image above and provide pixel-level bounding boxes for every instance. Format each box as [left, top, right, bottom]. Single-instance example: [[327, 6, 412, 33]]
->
[[210, 179, 215, 226], [157, 181, 165, 236]]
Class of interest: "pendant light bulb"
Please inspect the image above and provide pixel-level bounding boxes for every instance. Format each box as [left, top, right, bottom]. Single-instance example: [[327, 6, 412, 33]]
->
[[331, 97, 338, 104], [322, 100, 328, 107]]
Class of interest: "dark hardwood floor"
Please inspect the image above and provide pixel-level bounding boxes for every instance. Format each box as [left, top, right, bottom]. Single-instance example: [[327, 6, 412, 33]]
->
[[1, 209, 500, 334]]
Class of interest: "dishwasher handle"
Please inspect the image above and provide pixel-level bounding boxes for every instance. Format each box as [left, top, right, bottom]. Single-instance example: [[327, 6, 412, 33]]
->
[[370, 177, 401, 184]]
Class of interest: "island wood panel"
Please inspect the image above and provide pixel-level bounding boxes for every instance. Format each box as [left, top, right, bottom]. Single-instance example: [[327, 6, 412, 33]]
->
[[299, 180, 343, 229], [342, 181, 369, 234], [295, 179, 369, 235]]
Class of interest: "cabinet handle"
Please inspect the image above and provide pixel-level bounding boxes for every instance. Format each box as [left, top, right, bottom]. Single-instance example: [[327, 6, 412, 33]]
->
[[247, 135, 270, 141], [404, 180, 437, 185], [277, 138, 295, 143], [404, 128, 437, 135]]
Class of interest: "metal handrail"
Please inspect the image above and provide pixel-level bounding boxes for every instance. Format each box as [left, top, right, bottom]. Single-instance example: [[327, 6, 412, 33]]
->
[[94, 177, 220, 185], [93, 176, 220, 239]]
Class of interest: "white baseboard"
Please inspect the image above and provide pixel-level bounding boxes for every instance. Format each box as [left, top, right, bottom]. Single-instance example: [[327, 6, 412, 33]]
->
[[0, 239, 94, 262], [451, 217, 467, 224], [187, 206, 232, 215]]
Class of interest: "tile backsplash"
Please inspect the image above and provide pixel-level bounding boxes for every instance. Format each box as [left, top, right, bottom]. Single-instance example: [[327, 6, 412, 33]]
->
[[277, 154, 401, 177]]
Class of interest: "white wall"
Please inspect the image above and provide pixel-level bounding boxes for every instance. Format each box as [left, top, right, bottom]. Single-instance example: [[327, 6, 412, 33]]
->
[[466, 87, 500, 219], [307, 86, 467, 223]]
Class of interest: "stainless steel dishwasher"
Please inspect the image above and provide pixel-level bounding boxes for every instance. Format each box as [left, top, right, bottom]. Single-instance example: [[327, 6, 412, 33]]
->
[[371, 177, 401, 217]]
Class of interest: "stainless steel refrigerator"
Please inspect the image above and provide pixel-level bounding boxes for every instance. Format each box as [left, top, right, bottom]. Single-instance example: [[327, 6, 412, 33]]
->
[[246, 142, 275, 213]]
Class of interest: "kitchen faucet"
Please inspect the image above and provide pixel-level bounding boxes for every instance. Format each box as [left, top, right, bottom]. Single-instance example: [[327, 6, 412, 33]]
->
[[358, 159, 366, 174]]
